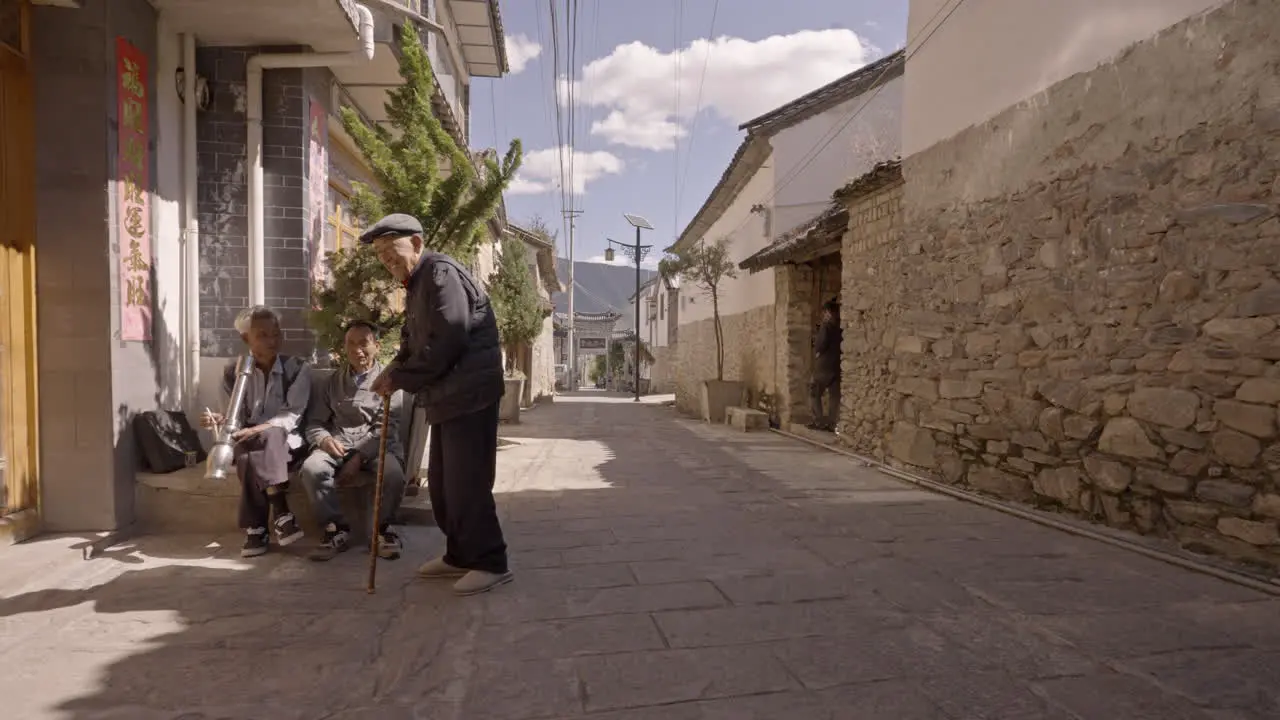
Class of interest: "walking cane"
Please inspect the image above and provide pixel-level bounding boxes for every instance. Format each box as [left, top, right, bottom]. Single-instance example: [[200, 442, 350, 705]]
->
[[367, 393, 393, 594]]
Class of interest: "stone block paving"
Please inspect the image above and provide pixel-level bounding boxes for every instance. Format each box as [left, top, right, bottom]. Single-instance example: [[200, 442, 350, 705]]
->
[[1, 392, 1278, 719]]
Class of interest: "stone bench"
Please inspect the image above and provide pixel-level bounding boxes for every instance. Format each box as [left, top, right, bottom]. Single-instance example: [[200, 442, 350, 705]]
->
[[133, 366, 432, 540], [726, 406, 769, 432], [135, 462, 431, 543]]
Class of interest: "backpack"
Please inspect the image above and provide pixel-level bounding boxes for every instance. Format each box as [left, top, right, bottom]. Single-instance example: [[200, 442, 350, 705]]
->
[[133, 410, 207, 474]]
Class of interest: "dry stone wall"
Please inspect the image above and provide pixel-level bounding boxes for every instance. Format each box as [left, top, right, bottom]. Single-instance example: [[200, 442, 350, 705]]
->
[[674, 306, 776, 415], [849, 0, 1280, 569], [839, 181, 905, 458], [776, 265, 815, 427]]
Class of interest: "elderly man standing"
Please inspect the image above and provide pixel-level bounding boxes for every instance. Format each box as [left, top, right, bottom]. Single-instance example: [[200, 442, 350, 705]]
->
[[299, 320, 406, 562], [201, 305, 311, 558], [364, 213, 511, 597]]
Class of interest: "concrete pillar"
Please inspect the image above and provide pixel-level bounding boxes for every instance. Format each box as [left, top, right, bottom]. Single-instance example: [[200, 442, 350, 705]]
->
[[32, 0, 159, 531]]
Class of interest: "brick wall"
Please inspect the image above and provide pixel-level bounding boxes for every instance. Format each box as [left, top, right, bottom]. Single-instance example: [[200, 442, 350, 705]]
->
[[841, 0, 1280, 569], [196, 48, 332, 357]]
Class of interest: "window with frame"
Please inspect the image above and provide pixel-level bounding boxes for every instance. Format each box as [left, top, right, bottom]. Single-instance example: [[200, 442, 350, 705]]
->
[[325, 184, 359, 255]]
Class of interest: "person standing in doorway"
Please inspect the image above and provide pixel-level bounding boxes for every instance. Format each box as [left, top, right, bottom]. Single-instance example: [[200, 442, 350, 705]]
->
[[809, 300, 842, 432], [363, 213, 512, 597]]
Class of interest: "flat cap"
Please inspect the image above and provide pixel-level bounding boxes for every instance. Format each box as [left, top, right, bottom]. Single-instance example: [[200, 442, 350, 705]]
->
[[359, 213, 423, 244]]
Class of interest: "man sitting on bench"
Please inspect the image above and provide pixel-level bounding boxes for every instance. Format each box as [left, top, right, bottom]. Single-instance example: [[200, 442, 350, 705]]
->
[[201, 305, 312, 558], [299, 320, 407, 562]]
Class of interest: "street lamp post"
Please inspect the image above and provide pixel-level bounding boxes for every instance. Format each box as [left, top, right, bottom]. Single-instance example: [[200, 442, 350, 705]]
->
[[605, 213, 654, 402]]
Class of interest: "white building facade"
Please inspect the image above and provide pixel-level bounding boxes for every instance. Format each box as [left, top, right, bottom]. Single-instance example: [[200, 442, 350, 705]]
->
[[0, 0, 509, 542], [670, 53, 904, 420]]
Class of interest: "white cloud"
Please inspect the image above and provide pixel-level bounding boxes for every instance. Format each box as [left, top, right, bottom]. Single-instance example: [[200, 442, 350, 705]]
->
[[507, 146, 625, 196], [562, 30, 879, 151], [505, 33, 542, 75]]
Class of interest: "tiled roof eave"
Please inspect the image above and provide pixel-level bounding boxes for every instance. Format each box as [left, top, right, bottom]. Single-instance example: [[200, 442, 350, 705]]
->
[[738, 206, 848, 273]]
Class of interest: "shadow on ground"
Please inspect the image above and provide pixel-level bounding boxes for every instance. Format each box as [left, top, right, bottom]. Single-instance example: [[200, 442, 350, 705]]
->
[[1, 391, 1278, 719]]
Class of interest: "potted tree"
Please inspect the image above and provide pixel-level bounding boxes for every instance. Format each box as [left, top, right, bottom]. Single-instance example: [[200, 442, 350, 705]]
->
[[489, 235, 544, 423], [311, 22, 521, 358], [310, 23, 521, 492], [658, 237, 743, 423]]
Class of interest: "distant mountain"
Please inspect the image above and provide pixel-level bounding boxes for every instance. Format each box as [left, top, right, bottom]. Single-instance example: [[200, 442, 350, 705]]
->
[[553, 259, 659, 316]]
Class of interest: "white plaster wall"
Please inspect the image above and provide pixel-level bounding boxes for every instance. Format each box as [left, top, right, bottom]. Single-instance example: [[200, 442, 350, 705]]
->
[[904, 0, 1229, 155], [654, 287, 670, 349], [678, 159, 776, 326], [153, 18, 185, 408], [770, 76, 903, 238], [474, 232, 499, 288], [629, 281, 668, 351]]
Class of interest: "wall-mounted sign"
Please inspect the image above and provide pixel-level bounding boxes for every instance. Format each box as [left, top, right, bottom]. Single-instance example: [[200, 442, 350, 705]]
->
[[578, 337, 606, 350], [116, 37, 151, 342]]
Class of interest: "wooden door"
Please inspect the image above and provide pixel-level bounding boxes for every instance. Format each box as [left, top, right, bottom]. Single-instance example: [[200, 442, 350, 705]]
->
[[0, 0, 39, 537]]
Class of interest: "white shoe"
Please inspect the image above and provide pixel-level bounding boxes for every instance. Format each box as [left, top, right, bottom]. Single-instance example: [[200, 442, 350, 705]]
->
[[452, 570, 514, 596], [416, 556, 467, 579]]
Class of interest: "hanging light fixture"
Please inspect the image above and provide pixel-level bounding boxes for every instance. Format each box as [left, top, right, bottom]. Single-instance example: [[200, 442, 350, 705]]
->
[[604, 247, 615, 262]]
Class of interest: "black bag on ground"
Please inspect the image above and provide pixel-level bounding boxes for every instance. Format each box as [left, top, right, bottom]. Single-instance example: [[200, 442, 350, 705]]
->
[[133, 410, 207, 473]]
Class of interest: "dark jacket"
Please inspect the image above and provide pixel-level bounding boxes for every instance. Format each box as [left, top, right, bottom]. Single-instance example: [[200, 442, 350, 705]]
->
[[814, 317, 842, 382], [389, 252, 504, 424]]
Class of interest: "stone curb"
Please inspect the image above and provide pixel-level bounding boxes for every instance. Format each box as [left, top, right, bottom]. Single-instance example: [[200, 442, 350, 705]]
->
[[771, 428, 1280, 597]]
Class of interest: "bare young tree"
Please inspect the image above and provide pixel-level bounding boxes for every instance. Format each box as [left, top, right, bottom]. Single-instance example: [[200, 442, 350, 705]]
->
[[659, 237, 737, 380]]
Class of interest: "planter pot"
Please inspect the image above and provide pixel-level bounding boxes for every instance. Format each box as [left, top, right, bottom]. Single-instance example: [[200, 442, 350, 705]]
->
[[500, 377, 525, 423], [700, 380, 745, 424]]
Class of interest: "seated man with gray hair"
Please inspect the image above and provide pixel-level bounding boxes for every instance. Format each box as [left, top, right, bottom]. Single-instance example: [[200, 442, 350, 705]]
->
[[299, 320, 407, 562], [201, 305, 312, 557]]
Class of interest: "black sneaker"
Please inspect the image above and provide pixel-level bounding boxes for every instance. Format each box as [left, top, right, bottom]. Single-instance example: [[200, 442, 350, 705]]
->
[[377, 528, 403, 560], [309, 524, 351, 562], [241, 527, 269, 558], [274, 513, 304, 546]]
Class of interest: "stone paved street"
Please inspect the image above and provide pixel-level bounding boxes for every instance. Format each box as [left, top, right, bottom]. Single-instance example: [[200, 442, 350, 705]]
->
[[2, 392, 1279, 719]]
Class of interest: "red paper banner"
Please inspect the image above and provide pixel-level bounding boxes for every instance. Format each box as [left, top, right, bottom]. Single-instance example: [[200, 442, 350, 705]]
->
[[116, 37, 152, 342]]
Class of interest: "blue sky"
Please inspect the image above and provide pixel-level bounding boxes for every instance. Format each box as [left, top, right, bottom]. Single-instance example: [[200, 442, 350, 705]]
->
[[469, 0, 909, 266]]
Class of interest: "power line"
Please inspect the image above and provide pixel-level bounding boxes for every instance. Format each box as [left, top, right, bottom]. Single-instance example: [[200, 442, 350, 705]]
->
[[716, 0, 969, 242], [675, 0, 721, 232], [488, 81, 500, 147], [533, 5, 555, 146], [671, 0, 685, 239], [578, 0, 602, 156], [547, 0, 570, 228], [566, 0, 580, 207]]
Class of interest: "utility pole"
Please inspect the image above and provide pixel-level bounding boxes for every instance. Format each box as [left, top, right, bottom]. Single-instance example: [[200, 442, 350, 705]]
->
[[608, 213, 654, 402], [563, 208, 583, 389]]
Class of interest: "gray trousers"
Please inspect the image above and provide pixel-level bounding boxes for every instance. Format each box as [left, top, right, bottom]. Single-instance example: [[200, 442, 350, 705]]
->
[[297, 448, 406, 530], [810, 375, 841, 428], [234, 426, 293, 530]]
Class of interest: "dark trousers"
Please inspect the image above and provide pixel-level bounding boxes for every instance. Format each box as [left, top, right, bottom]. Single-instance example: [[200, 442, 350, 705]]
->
[[427, 402, 508, 574], [298, 448, 407, 530], [234, 426, 293, 530], [810, 374, 841, 428]]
